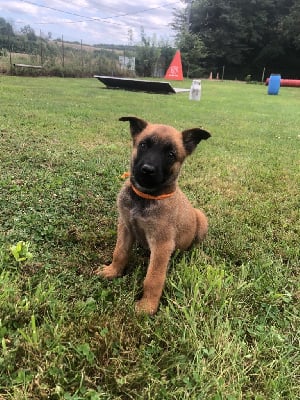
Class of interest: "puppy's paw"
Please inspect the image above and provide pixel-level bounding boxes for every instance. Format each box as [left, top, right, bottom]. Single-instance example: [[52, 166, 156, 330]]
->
[[135, 298, 158, 316], [94, 265, 121, 279]]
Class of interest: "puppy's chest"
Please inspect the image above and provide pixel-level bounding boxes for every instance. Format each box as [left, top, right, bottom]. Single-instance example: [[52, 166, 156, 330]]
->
[[122, 196, 161, 224], [118, 190, 164, 241]]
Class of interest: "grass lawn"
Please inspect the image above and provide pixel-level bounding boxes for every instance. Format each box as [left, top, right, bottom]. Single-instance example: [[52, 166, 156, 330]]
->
[[0, 76, 299, 399]]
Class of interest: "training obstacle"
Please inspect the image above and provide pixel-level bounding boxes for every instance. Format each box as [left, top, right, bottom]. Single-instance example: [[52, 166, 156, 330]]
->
[[94, 76, 190, 94], [266, 78, 300, 87], [164, 50, 183, 81], [13, 63, 43, 69], [94, 75, 176, 94]]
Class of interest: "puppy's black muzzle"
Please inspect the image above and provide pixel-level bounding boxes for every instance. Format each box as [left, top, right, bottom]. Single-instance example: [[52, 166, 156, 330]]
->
[[141, 163, 156, 175], [133, 160, 162, 191]]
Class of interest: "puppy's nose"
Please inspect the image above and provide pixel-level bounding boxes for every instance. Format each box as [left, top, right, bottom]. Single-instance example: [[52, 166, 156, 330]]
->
[[141, 163, 155, 175]]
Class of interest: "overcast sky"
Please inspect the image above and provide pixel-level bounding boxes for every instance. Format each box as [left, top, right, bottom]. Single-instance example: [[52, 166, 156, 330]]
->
[[0, 0, 183, 45]]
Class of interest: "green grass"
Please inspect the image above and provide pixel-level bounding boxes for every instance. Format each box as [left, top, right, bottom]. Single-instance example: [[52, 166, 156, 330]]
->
[[0, 76, 299, 399]]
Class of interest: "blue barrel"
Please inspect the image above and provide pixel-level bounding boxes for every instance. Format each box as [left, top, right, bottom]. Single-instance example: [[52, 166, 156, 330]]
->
[[268, 74, 281, 95]]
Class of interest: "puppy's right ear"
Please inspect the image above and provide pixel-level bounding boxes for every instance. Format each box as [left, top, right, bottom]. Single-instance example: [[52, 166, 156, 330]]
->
[[119, 116, 148, 138]]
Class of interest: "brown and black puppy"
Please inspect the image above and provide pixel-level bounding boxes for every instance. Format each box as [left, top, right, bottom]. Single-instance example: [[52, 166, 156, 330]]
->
[[96, 116, 211, 315]]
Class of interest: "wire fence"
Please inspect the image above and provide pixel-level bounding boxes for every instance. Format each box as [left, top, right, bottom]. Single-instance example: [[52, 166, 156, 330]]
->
[[0, 39, 136, 78]]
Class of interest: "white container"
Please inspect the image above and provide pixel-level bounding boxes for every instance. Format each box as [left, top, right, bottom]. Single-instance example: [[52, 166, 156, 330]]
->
[[189, 79, 201, 101]]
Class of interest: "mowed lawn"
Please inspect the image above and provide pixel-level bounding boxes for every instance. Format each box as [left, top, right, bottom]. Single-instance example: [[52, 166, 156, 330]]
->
[[0, 76, 299, 399]]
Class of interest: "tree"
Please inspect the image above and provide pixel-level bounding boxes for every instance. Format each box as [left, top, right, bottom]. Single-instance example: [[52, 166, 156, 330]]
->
[[188, 0, 254, 66], [0, 17, 14, 49], [282, 2, 300, 50], [172, 2, 208, 77], [20, 25, 37, 41], [176, 30, 207, 77], [173, 0, 300, 79], [0, 17, 14, 36], [135, 28, 161, 77]]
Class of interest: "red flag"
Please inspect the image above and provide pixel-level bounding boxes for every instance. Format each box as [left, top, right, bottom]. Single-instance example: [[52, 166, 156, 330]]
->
[[164, 50, 183, 81]]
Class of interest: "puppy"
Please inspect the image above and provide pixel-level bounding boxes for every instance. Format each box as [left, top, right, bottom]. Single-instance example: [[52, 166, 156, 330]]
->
[[96, 117, 211, 314]]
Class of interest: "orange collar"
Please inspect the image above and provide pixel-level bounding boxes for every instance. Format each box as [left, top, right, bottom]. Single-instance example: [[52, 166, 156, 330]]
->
[[131, 184, 175, 200], [121, 172, 175, 200]]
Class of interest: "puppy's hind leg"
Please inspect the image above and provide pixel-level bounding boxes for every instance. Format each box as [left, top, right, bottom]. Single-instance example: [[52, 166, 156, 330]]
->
[[194, 209, 208, 243], [95, 220, 133, 279]]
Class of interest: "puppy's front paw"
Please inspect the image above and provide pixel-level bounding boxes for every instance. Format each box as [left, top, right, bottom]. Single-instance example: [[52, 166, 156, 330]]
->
[[135, 298, 158, 316], [94, 265, 121, 279]]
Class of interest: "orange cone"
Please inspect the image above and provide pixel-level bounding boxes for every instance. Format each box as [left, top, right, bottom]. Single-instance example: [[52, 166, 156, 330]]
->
[[164, 50, 183, 81]]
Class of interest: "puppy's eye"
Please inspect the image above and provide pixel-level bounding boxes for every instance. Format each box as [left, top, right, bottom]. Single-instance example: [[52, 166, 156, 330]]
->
[[168, 150, 176, 159], [139, 142, 146, 150]]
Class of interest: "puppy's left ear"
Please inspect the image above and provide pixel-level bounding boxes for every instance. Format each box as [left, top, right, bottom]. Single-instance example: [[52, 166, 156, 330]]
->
[[182, 128, 211, 155]]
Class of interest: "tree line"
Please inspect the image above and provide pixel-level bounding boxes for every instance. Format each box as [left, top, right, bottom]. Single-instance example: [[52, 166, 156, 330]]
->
[[173, 0, 300, 80]]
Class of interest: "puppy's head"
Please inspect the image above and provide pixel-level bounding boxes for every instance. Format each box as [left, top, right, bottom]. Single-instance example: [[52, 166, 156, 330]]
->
[[119, 116, 211, 195]]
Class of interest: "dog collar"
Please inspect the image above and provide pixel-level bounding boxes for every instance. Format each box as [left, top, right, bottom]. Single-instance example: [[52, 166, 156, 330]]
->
[[121, 172, 175, 200], [131, 184, 175, 200]]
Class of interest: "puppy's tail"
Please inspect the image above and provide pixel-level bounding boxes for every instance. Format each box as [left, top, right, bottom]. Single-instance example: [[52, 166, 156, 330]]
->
[[194, 209, 208, 243]]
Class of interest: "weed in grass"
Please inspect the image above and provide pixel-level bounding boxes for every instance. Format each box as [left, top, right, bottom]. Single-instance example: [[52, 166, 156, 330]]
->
[[10, 241, 33, 263]]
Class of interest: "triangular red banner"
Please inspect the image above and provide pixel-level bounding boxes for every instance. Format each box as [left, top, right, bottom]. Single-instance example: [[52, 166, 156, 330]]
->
[[164, 50, 183, 81]]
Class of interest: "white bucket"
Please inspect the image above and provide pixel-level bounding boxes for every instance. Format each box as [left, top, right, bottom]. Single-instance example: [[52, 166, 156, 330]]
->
[[189, 79, 201, 101]]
